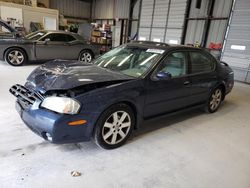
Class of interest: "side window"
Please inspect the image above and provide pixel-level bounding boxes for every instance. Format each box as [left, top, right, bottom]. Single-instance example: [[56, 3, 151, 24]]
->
[[189, 51, 215, 74], [41, 33, 68, 42], [157, 52, 187, 77]]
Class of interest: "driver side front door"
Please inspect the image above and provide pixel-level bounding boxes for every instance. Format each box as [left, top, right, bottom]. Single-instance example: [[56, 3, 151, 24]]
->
[[35, 33, 73, 60], [144, 51, 193, 118]]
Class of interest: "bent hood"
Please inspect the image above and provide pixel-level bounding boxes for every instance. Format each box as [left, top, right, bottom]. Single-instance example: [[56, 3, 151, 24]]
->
[[0, 19, 23, 39], [26, 60, 134, 92]]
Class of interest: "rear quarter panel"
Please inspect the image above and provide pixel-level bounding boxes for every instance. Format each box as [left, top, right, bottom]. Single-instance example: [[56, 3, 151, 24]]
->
[[68, 41, 100, 59]]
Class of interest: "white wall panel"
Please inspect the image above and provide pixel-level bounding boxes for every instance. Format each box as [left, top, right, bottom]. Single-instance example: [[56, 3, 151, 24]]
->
[[114, 0, 130, 18], [222, 0, 250, 83], [167, 0, 186, 28], [151, 28, 165, 42], [152, 0, 169, 28], [92, 0, 130, 19], [138, 27, 151, 40], [139, 0, 154, 28], [138, 0, 187, 43], [50, 0, 90, 18], [165, 28, 182, 44]]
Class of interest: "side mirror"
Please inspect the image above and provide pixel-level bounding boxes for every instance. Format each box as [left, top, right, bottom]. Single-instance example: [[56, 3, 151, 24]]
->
[[156, 71, 172, 80], [15, 32, 22, 38], [44, 38, 50, 44]]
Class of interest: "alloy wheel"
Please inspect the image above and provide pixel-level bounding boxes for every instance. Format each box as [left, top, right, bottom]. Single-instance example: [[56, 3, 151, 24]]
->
[[209, 89, 222, 111], [80, 52, 92, 63], [8, 50, 24, 65], [102, 111, 131, 145]]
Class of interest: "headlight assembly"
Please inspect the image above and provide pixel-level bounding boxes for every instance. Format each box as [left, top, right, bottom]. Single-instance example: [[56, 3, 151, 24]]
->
[[41, 96, 81, 115]]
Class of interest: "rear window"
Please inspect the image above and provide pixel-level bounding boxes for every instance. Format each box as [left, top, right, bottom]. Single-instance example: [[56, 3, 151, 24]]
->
[[189, 51, 215, 74]]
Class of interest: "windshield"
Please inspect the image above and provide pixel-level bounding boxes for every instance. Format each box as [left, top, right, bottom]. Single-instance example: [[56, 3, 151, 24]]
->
[[26, 31, 47, 40], [93, 46, 164, 78]]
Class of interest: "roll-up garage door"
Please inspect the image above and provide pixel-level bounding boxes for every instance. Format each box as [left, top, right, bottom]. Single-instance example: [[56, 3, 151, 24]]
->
[[138, 0, 187, 44], [138, 0, 154, 41], [221, 0, 250, 83]]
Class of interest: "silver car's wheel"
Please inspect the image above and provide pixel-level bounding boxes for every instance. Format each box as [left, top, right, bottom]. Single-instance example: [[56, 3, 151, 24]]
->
[[5, 48, 26, 66], [79, 51, 93, 63], [94, 103, 135, 149], [102, 111, 131, 145], [205, 87, 223, 113]]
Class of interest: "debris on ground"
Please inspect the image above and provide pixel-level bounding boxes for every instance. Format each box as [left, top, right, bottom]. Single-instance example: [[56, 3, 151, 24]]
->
[[70, 171, 82, 177]]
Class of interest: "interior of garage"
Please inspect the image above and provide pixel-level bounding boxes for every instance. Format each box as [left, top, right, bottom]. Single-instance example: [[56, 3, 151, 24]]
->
[[0, 0, 249, 187]]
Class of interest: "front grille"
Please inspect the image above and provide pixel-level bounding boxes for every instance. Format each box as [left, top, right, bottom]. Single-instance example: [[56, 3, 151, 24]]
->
[[9, 84, 44, 106]]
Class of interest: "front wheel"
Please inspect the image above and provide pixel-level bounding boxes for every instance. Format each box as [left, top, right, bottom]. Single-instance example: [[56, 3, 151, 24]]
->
[[5, 48, 27, 66], [94, 103, 135, 149], [78, 50, 93, 63], [205, 87, 223, 113]]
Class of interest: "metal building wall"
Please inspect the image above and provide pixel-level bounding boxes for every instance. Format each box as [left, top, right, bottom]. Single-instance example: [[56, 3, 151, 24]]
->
[[138, 0, 187, 44], [92, 0, 130, 19], [184, 0, 233, 47], [50, 0, 90, 19], [221, 0, 250, 83], [207, 0, 232, 45], [165, 0, 187, 43], [184, 0, 208, 45]]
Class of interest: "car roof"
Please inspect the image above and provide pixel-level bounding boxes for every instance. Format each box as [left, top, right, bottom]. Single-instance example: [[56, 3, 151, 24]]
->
[[127, 40, 204, 51], [38, 30, 78, 36]]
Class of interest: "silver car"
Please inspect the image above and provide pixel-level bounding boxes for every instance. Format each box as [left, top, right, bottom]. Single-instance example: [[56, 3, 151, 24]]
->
[[0, 21, 99, 66]]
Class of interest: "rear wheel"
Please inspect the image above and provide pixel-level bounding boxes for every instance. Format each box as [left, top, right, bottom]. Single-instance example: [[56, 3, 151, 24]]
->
[[78, 50, 93, 63], [94, 103, 135, 149], [205, 87, 223, 113], [5, 48, 27, 66]]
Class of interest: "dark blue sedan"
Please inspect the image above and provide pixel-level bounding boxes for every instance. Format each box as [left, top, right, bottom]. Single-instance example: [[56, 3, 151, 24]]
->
[[9, 41, 234, 149]]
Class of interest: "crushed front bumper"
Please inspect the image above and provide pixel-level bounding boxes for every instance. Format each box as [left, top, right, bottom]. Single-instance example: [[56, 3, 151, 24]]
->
[[10, 84, 94, 143]]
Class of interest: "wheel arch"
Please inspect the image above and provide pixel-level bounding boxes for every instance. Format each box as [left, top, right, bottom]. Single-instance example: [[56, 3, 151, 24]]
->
[[79, 49, 94, 58], [215, 82, 226, 101], [95, 100, 139, 132], [3, 46, 29, 60], [120, 101, 139, 130]]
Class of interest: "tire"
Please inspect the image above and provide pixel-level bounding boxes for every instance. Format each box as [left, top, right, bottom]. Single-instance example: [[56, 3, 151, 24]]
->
[[5, 48, 27, 66], [94, 103, 135, 149], [205, 87, 223, 113], [78, 50, 93, 63]]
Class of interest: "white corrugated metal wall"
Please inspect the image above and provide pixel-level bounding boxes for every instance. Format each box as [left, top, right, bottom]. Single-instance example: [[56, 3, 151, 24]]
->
[[185, 0, 233, 47], [138, 0, 187, 44], [222, 0, 250, 83], [207, 0, 232, 45], [50, 0, 91, 19], [92, 0, 130, 19], [184, 0, 208, 45]]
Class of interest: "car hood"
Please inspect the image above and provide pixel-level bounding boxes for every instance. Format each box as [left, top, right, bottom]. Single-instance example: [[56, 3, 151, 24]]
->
[[26, 60, 134, 93]]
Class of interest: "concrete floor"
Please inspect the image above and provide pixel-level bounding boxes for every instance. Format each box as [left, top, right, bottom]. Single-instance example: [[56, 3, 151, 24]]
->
[[0, 60, 249, 188]]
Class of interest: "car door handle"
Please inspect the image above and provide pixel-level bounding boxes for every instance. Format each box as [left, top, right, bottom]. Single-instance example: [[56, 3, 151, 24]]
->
[[183, 81, 191, 85]]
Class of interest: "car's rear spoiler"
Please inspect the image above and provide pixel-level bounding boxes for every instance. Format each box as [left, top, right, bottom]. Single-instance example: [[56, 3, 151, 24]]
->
[[220, 61, 229, 67]]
